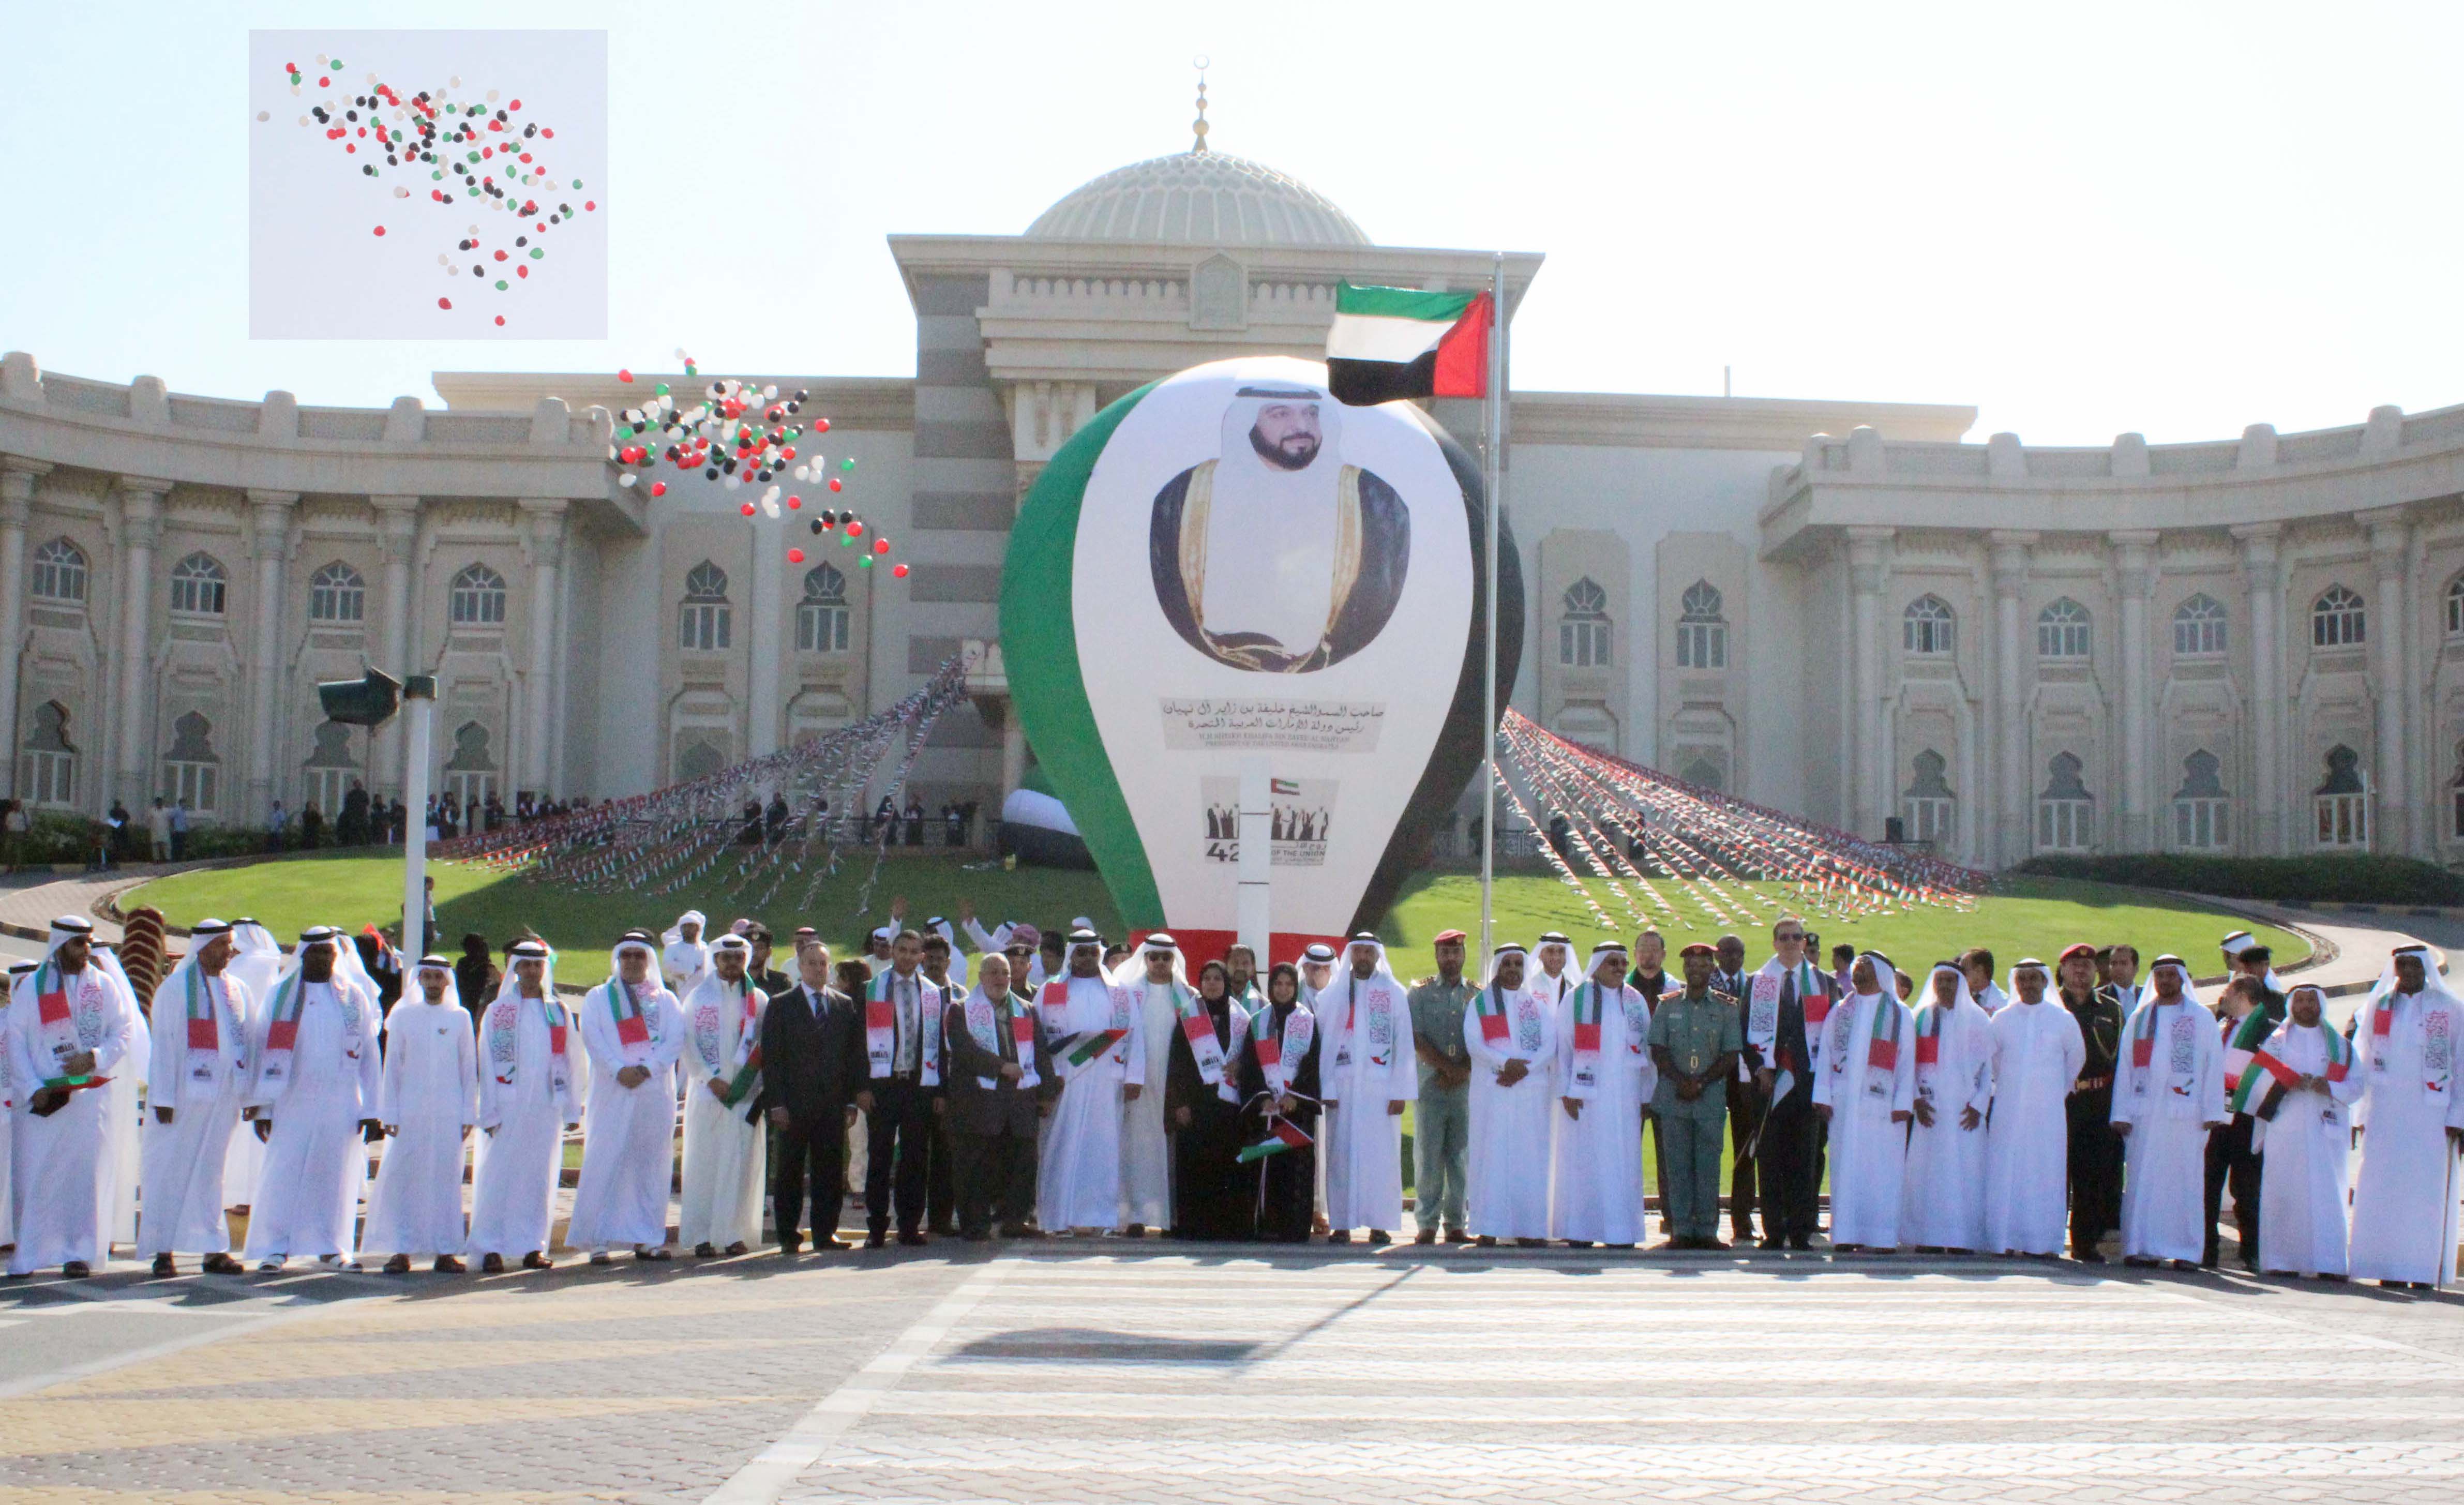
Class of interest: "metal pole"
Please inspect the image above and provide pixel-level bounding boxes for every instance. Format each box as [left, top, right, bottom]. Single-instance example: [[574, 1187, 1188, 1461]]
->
[[1479, 252, 1505, 965], [400, 676, 436, 958]]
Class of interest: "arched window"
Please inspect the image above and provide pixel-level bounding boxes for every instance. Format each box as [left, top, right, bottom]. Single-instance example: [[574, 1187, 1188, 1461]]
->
[[1903, 595, 1955, 656], [2314, 744, 2369, 848], [1675, 579, 1725, 669], [2312, 585, 2365, 649], [677, 741, 727, 781], [308, 561, 365, 623], [444, 720, 497, 809], [449, 563, 507, 625], [17, 700, 76, 807], [302, 719, 357, 818], [169, 553, 227, 615], [2173, 749, 2231, 850], [797, 563, 849, 653], [2036, 751, 2093, 851], [160, 710, 220, 814], [1678, 756, 1724, 791], [29, 538, 87, 603], [2446, 577, 2464, 640], [2173, 594, 2227, 656], [1559, 577, 1610, 668], [2036, 598, 2091, 660], [680, 561, 732, 652], [2451, 741, 2464, 841], [1902, 748, 1955, 845]]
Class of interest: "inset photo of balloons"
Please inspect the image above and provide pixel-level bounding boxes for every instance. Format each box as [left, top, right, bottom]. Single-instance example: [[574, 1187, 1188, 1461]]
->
[[248, 29, 607, 340]]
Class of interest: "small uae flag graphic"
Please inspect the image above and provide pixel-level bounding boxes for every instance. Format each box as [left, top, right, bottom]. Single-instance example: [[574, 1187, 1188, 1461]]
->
[[1325, 283, 1491, 406], [1271, 777, 1301, 796]]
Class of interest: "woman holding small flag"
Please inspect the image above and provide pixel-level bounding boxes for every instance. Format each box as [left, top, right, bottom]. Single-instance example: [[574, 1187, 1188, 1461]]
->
[[1549, 942, 1656, 1248], [241, 927, 384, 1272], [6, 917, 140, 1278], [567, 931, 688, 1264], [2348, 946, 2464, 1289], [1901, 962, 1994, 1253], [469, 940, 581, 1272], [2249, 983, 2363, 1280], [2109, 956, 2227, 1269], [1463, 942, 1555, 1246], [1235, 961, 1319, 1243], [1165, 957, 1253, 1241], [1814, 953, 1915, 1254]]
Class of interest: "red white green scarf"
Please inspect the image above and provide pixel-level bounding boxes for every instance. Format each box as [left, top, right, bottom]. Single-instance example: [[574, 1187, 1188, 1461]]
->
[[601, 979, 658, 1066], [30, 957, 112, 1092], [1828, 993, 1903, 1095], [259, 970, 370, 1097], [177, 964, 244, 1103], [1751, 960, 1826, 1073], [2127, 999, 2200, 1104], [1568, 982, 1613, 1095], [865, 970, 944, 1086], [689, 974, 760, 1103], [2232, 1021, 2351, 1118], [960, 991, 1040, 1091], [487, 988, 570, 1096], [1251, 1003, 1315, 1096], [1168, 983, 1234, 1094]]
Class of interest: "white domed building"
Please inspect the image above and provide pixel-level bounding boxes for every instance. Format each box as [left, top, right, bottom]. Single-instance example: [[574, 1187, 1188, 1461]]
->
[[6, 119, 2463, 868]]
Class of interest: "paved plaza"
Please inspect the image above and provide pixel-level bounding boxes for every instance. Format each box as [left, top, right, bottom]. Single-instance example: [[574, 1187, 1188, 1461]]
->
[[6, 1247, 2464, 1505]]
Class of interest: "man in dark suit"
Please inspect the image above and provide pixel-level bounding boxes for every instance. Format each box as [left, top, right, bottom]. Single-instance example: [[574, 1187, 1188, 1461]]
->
[[757, 939, 865, 1254], [940, 951, 1054, 1240], [859, 929, 943, 1247]]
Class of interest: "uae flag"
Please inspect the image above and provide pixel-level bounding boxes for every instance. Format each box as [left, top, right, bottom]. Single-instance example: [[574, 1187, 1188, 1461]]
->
[[1325, 283, 1491, 406]]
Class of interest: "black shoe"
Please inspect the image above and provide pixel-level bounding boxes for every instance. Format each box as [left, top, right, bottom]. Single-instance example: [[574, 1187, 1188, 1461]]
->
[[1366, 1230, 1391, 1246], [1514, 1238, 1546, 1248], [897, 1230, 929, 1247], [382, 1253, 412, 1274], [152, 1253, 178, 1277], [1787, 1236, 1812, 1252], [1475, 1235, 1496, 1247], [1414, 1229, 1437, 1245], [61, 1261, 91, 1280], [694, 1243, 718, 1258], [1757, 1237, 1785, 1251], [865, 1231, 888, 1250], [929, 1223, 960, 1238], [779, 1236, 803, 1257], [434, 1255, 466, 1273], [1124, 1223, 1147, 1239], [815, 1236, 851, 1251], [482, 1252, 506, 1273], [1565, 1240, 1594, 1249], [1326, 1230, 1351, 1244]]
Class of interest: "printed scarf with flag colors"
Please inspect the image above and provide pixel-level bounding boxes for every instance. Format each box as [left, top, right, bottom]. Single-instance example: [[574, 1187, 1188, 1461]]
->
[[603, 977, 653, 1063], [488, 989, 571, 1095], [2232, 1021, 2352, 1118], [31, 957, 108, 1092], [1252, 1004, 1314, 1097], [1569, 981, 1610, 1093], [961, 993, 1039, 1091], [180, 962, 236, 1098], [1170, 982, 1234, 1093], [1473, 981, 1514, 1045]]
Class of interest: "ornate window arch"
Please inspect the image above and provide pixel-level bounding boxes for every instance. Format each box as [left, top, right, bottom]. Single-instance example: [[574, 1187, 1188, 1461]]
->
[[30, 538, 87, 603], [2445, 576, 2464, 640], [1901, 748, 1955, 845], [169, 552, 227, 615], [2173, 594, 2227, 656], [680, 560, 732, 652], [2311, 585, 2365, 649], [2036, 598, 2091, 660], [1559, 577, 1610, 668], [2314, 743, 2369, 848], [2036, 751, 2092, 851], [18, 699, 76, 807], [449, 563, 507, 625], [443, 720, 498, 809], [1903, 595, 1955, 656], [2172, 749, 2231, 850], [308, 561, 366, 623], [797, 562, 849, 653], [160, 710, 220, 813], [1675, 579, 1725, 669], [302, 719, 358, 818]]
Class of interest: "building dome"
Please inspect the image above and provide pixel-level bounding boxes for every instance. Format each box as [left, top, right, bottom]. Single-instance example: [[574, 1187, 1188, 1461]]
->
[[1026, 148, 1369, 247]]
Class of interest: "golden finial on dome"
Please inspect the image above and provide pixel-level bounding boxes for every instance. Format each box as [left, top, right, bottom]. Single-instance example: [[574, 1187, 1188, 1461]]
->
[[1191, 54, 1210, 153]]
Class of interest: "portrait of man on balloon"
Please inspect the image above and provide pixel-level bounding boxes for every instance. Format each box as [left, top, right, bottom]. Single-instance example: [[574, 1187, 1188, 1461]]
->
[[1148, 383, 1410, 673]]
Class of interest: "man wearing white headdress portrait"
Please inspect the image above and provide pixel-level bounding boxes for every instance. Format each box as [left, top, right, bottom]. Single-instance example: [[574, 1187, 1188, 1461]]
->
[[1149, 383, 1410, 674], [680, 934, 768, 1257], [568, 931, 689, 1264], [1037, 929, 1143, 1235], [136, 920, 254, 1275], [2348, 945, 2464, 1288], [1982, 957, 2086, 1258], [1901, 961, 1995, 1253], [241, 927, 384, 1272], [2110, 954, 2227, 1269], [1462, 942, 1553, 1246], [1816, 952, 1917, 1253], [1319, 933, 1416, 1244], [468, 939, 581, 1271], [1550, 942, 1657, 1248], [1116, 934, 1190, 1236], [362, 954, 479, 1273], [7, 917, 140, 1277]]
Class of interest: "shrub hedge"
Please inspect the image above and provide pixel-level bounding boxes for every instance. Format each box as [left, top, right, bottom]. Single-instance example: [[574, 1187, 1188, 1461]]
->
[[2014, 853, 2464, 907]]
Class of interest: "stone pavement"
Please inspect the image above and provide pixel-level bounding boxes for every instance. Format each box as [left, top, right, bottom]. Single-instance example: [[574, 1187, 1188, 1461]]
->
[[7, 1247, 2464, 1505]]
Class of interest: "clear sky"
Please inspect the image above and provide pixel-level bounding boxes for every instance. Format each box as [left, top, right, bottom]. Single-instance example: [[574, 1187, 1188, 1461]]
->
[[3, 0, 2456, 445]]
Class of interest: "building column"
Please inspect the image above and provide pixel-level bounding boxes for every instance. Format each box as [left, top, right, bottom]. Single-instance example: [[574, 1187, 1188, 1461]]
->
[[371, 496, 420, 796], [1990, 531, 2035, 866], [2234, 524, 2283, 855], [1846, 526, 1892, 838], [2112, 531, 2157, 851], [0, 458, 49, 796], [111, 477, 170, 807], [999, 698, 1026, 800], [246, 489, 298, 820], [747, 515, 782, 762], [517, 498, 568, 797], [2365, 509, 2414, 855]]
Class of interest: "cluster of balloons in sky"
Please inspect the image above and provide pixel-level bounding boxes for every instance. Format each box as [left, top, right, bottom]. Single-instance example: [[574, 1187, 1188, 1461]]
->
[[256, 49, 598, 327], [614, 361, 907, 579]]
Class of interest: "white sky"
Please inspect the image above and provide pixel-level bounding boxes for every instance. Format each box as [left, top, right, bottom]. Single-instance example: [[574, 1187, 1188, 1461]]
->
[[4, 0, 2457, 445]]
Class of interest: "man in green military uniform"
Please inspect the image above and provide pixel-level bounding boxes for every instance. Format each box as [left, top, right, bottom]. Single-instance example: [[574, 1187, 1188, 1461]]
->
[[1407, 929, 1477, 1244], [1648, 942, 1744, 1250]]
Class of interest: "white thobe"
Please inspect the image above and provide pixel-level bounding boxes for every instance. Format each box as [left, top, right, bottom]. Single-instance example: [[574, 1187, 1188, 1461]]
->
[[137, 969, 254, 1256], [1038, 975, 1140, 1231], [362, 999, 479, 1258], [678, 976, 766, 1250], [6, 965, 138, 1273], [218, 949, 283, 1208], [2253, 1021, 2364, 1278], [1900, 999, 1994, 1250], [567, 983, 687, 1250], [662, 941, 708, 1001], [2111, 996, 2227, 1263], [106, 1012, 147, 1248], [1815, 992, 1917, 1248], [468, 995, 582, 1258], [243, 981, 384, 1261], [0, 987, 12, 1250], [1973, 983, 2009, 1017], [1983, 999, 2086, 1255], [1549, 984, 1655, 1244], [1463, 985, 1556, 1240], [1119, 980, 1178, 1230], [1318, 972, 1417, 1232], [2349, 988, 2464, 1285]]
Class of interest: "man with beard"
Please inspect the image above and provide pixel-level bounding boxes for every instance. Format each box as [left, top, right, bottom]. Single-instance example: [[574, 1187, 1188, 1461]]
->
[[7, 919, 141, 1278], [468, 941, 580, 1271], [1407, 930, 1476, 1244], [1649, 943, 1743, 1250], [2056, 942, 2125, 1262], [1464, 943, 1553, 1247], [1318, 934, 1416, 1244], [1039, 930, 1142, 1236], [137, 921, 254, 1275], [242, 928, 384, 1272]]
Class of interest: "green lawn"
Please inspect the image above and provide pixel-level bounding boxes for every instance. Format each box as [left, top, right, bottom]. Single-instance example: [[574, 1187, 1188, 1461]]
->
[[126, 852, 2304, 981]]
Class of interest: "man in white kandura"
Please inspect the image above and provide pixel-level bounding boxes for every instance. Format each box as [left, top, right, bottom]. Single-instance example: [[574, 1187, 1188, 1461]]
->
[[2244, 983, 2364, 1280], [0, 959, 24, 1253], [2111, 954, 2226, 1270], [1464, 942, 1552, 1246], [2348, 945, 2464, 1289], [662, 910, 711, 999], [242, 927, 384, 1272], [1551, 942, 1656, 1248], [1984, 957, 2087, 1258], [138, 920, 254, 1275], [1901, 961, 1994, 1253], [680, 934, 767, 1257], [568, 930, 688, 1265], [1038, 929, 1141, 1235], [1119, 936, 1188, 1236], [363, 955, 479, 1274], [469, 940, 581, 1271], [7, 917, 140, 1278], [1816, 952, 1916, 1253], [1528, 931, 1579, 1008], [1318, 933, 1416, 1245], [219, 918, 284, 1213]]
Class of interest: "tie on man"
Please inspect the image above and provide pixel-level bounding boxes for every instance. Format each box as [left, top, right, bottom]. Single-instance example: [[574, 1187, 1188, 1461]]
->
[[759, 939, 865, 1254]]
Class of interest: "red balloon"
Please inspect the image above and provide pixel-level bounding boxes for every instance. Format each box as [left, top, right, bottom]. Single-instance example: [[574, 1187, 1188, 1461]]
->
[[873, 537, 890, 554], [494, 315, 505, 326], [787, 548, 805, 564], [618, 369, 634, 382], [846, 521, 863, 536], [438, 297, 452, 309], [649, 481, 666, 497], [827, 477, 843, 492], [816, 418, 831, 432], [740, 503, 756, 517], [372, 225, 385, 236], [892, 563, 909, 578], [786, 495, 801, 508]]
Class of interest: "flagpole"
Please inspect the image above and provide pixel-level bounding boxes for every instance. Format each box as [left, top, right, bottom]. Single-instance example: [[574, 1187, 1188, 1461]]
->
[[1479, 251, 1505, 966]]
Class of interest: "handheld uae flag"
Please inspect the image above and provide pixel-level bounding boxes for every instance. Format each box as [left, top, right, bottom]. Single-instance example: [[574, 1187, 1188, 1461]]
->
[[1325, 283, 1491, 406], [1237, 1119, 1313, 1163]]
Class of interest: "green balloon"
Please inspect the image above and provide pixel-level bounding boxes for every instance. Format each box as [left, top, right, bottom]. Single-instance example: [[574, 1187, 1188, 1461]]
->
[[494, 279, 508, 291], [858, 555, 873, 568], [840, 457, 855, 471], [530, 248, 544, 259]]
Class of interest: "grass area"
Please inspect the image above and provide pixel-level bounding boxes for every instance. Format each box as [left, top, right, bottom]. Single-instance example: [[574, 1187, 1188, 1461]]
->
[[127, 852, 2305, 981]]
